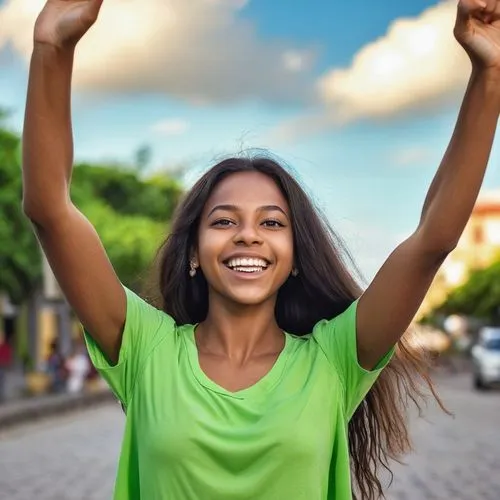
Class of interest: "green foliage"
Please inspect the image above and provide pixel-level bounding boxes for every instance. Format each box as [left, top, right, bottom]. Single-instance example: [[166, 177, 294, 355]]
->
[[81, 199, 167, 288], [435, 259, 500, 323], [70, 163, 181, 288], [72, 163, 182, 222], [0, 127, 42, 303], [0, 119, 182, 302]]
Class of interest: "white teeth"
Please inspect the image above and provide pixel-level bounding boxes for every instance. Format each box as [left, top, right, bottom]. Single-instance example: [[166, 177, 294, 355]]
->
[[226, 257, 268, 269], [233, 266, 264, 273]]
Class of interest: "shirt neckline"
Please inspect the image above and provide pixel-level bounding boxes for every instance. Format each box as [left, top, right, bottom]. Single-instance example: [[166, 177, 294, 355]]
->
[[181, 324, 291, 399]]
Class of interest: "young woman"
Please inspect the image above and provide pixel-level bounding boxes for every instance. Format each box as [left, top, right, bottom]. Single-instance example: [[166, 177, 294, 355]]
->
[[22, 1, 500, 499]]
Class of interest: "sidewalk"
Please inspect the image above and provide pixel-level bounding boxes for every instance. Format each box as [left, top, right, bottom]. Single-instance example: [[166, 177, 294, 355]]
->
[[0, 389, 116, 431], [0, 369, 116, 431]]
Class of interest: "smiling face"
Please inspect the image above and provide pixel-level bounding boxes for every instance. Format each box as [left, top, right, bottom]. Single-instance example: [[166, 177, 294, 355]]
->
[[196, 171, 294, 307]]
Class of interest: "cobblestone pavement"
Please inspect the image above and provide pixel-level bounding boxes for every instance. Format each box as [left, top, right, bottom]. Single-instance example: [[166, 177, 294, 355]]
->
[[0, 402, 124, 500], [385, 374, 500, 500], [0, 373, 498, 500]]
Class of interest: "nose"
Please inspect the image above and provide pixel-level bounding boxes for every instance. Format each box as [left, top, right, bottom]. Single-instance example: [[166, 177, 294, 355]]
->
[[233, 221, 263, 246]]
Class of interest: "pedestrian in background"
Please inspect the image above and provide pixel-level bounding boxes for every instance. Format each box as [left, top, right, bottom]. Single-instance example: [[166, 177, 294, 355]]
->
[[65, 343, 91, 394], [0, 332, 13, 403], [46, 340, 67, 393], [21, 1, 500, 499]]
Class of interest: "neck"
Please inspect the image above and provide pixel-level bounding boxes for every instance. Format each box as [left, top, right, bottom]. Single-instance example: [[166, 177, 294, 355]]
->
[[196, 292, 284, 363]]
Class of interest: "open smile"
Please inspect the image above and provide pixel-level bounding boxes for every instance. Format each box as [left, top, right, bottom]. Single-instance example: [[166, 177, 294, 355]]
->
[[222, 257, 271, 276]]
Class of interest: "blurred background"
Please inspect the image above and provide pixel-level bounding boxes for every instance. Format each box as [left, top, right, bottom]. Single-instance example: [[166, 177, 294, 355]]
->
[[0, 0, 499, 499]]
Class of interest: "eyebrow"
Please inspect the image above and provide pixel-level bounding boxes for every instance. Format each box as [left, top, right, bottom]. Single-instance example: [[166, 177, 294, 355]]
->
[[207, 204, 289, 219]]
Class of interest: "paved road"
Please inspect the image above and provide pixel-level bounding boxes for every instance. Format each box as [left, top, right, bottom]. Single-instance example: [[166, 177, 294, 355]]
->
[[385, 374, 500, 500], [0, 373, 498, 500]]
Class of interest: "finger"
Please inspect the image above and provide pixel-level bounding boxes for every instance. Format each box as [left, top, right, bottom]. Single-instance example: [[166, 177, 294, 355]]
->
[[458, 0, 487, 17], [477, 0, 498, 22], [481, 0, 498, 14], [457, 0, 497, 23]]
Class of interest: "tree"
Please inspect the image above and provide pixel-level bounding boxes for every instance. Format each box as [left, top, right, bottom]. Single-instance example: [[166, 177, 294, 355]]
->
[[71, 163, 182, 222], [433, 259, 500, 324], [81, 199, 167, 289], [1, 118, 183, 303], [71, 163, 181, 289], [0, 126, 42, 303]]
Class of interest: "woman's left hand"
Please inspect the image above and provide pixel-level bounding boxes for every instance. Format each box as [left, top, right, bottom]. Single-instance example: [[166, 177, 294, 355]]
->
[[455, 0, 500, 71]]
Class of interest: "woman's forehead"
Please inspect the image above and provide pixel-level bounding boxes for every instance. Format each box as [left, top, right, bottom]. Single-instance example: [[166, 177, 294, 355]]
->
[[205, 171, 288, 209]]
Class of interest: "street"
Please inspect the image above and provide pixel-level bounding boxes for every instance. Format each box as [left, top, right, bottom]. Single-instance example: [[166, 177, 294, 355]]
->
[[0, 373, 499, 500], [385, 374, 500, 500]]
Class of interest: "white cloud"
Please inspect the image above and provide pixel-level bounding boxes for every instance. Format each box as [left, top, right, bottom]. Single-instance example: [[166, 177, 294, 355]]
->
[[318, 0, 467, 119], [272, 0, 470, 142], [151, 119, 190, 136], [0, 0, 315, 104]]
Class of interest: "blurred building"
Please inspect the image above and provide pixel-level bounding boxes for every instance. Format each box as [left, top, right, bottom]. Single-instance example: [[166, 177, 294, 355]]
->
[[418, 190, 500, 318], [0, 252, 75, 376], [36, 254, 74, 365]]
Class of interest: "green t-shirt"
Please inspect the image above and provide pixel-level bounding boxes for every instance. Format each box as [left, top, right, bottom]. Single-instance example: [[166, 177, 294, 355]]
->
[[84, 286, 393, 500]]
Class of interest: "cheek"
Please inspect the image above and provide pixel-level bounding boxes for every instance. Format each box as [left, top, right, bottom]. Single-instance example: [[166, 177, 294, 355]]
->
[[197, 231, 227, 268], [275, 233, 294, 267]]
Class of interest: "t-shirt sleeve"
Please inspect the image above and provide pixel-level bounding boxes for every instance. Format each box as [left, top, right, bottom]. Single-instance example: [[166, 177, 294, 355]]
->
[[312, 299, 394, 420], [83, 285, 175, 407]]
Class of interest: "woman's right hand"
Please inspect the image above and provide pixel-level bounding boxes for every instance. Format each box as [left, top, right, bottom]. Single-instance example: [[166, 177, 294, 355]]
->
[[34, 0, 104, 49]]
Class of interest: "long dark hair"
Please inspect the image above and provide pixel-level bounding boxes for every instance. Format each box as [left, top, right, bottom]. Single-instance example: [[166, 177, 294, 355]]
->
[[145, 155, 445, 499]]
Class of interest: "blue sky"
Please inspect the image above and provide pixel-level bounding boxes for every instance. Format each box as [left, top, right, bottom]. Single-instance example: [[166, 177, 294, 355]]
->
[[1, 0, 499, 281]]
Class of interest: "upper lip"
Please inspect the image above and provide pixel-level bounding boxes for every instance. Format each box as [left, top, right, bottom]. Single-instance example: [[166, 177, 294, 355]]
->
[[222, 253, 272, 265]]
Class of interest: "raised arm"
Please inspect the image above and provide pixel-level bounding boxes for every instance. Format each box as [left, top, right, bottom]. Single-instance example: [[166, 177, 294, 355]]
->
[[22, 0, 125, 364], [356, 0, 500, 370]]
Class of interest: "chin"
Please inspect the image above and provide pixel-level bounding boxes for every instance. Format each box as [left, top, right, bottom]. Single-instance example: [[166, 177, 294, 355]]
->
[[208, 273, 286, 307], [223, 286, 277, 307], [233, 297, 271, 307]]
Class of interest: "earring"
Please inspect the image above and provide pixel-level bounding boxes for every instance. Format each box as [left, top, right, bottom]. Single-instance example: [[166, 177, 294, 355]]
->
[[189, 261, 198, 278], [291, 268, 299, 277]]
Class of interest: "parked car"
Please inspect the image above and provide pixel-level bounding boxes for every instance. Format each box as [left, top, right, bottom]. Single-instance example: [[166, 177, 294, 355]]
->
[[471, 327, 500, 390]]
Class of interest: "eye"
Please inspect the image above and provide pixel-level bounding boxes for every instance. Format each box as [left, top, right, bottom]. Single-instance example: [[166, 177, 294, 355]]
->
[[211, 218, 235, 227], [262, 219, 285, 228]]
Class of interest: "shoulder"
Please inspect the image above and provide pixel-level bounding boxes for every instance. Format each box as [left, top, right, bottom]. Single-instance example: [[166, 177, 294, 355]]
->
[[311, 300, 359, 342], [123, 287, 176, 333]]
